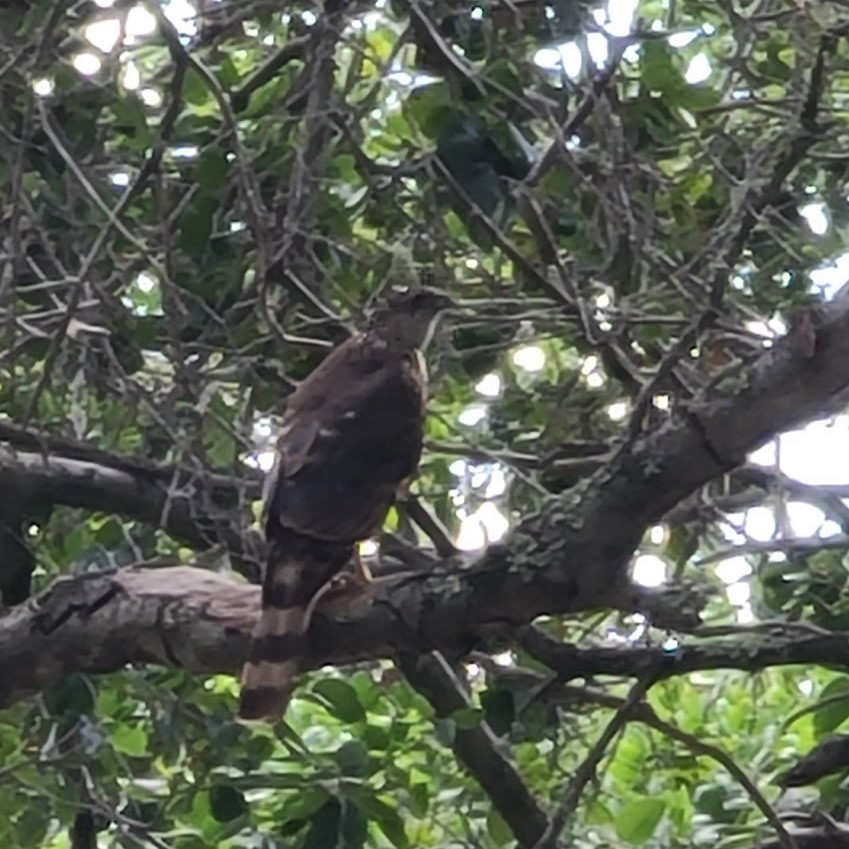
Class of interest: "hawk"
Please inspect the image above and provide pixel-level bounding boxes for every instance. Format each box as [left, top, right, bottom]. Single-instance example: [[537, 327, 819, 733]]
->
[[239, 289, 452, 720]]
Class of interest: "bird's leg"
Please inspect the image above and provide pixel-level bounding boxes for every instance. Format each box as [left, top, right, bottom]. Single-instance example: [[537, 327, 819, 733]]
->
[[351, 548, 374, 584], [395, 475, 414, 503], [313, 549, 375, 614]]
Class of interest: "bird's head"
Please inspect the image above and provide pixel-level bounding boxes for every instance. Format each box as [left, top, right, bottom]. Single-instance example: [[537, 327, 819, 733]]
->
[[370, 287, 455, 350]]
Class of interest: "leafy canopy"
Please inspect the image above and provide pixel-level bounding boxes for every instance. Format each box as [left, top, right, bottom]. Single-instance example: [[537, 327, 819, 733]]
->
[[2, 1, 849, 848]]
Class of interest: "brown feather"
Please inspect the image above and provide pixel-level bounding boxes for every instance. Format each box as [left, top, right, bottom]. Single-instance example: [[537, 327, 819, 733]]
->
[[238, 536, 351, 720], [238, 608, 304, 719]]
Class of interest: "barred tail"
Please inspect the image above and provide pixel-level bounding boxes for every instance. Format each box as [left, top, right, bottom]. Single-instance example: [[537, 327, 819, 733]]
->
[[238, 603, 306, 720], [238, 538, 350, 721]]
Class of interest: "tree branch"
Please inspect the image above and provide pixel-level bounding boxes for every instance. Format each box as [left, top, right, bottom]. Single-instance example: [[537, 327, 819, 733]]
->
[[518, 623, 849, 682], [747, 826, 849, 849], [399, 652, 550, 849], [231, 36, 309, 113], [4, 563, 849, 714], [1, 449, 263, 577], [532, 675, 656, 849]]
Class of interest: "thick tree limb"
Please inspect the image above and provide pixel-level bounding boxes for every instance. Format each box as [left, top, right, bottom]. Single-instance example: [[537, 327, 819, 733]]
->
[[3, 564, 849, 712], [0, 567, 254, 708]]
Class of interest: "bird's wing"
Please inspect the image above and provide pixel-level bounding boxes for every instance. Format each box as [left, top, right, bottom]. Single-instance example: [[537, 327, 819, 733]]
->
[[259, 334, 373, 520], [265, 338, 426, 543]]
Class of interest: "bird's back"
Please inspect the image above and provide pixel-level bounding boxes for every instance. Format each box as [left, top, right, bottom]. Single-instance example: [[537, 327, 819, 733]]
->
[[267, 333, 426, 545]]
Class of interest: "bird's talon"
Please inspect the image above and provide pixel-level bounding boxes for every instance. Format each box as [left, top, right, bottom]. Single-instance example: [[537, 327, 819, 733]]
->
[[315, 571, 374, 613]]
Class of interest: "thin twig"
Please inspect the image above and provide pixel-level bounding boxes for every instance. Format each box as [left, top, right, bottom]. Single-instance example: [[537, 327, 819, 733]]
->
[[531, 674, 657, 849]]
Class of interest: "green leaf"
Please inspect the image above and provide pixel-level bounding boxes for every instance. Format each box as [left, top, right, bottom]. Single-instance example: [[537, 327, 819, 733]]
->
[[178, 194, 218, 258], [93, 517, 125, 548], [434, 717, 456, 746], [14, 807, 48, 848], [279, 788, 332, 830], [110, 95, 151, 151], [43, 674, 94, 718], [693, 784, 733, 823], [182, 68, 210, 106], [404, 82, 452, 138], [349, 670, 381, 711], [409, 782, 429, 818], [486, 808, 513, 846], [334, 740, 370, 776], [194, 149, 228, 192], [331, 154, 359, 185], [243, 733, 275, 763], [188, 786, 212, 829], [208, 785, 247, 823], [345, 789, 408, 849], [813, 678, 849, 735], [488, 59, 524, 96], [758, 43, 794, 82], [452, 706, 483, 730], [366, 26, 397, 64], [341, 803, 369, 849], [111, 724, 148, 757], [607, 731, 648, 785], [640, 42, 684, 94], [216, 56, 241, 88], [304, 799, 368, 849], [813, 773, 844, 811], [0, 724, 20, 760], [362, 723, 390, 750], [313, 678, 367, 723], [668, 84, 721, 110], [664, 525, 698, 570], [482, 687, 515, 736], [586, 799, 615, 825], [615, 797, 666, 844]]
